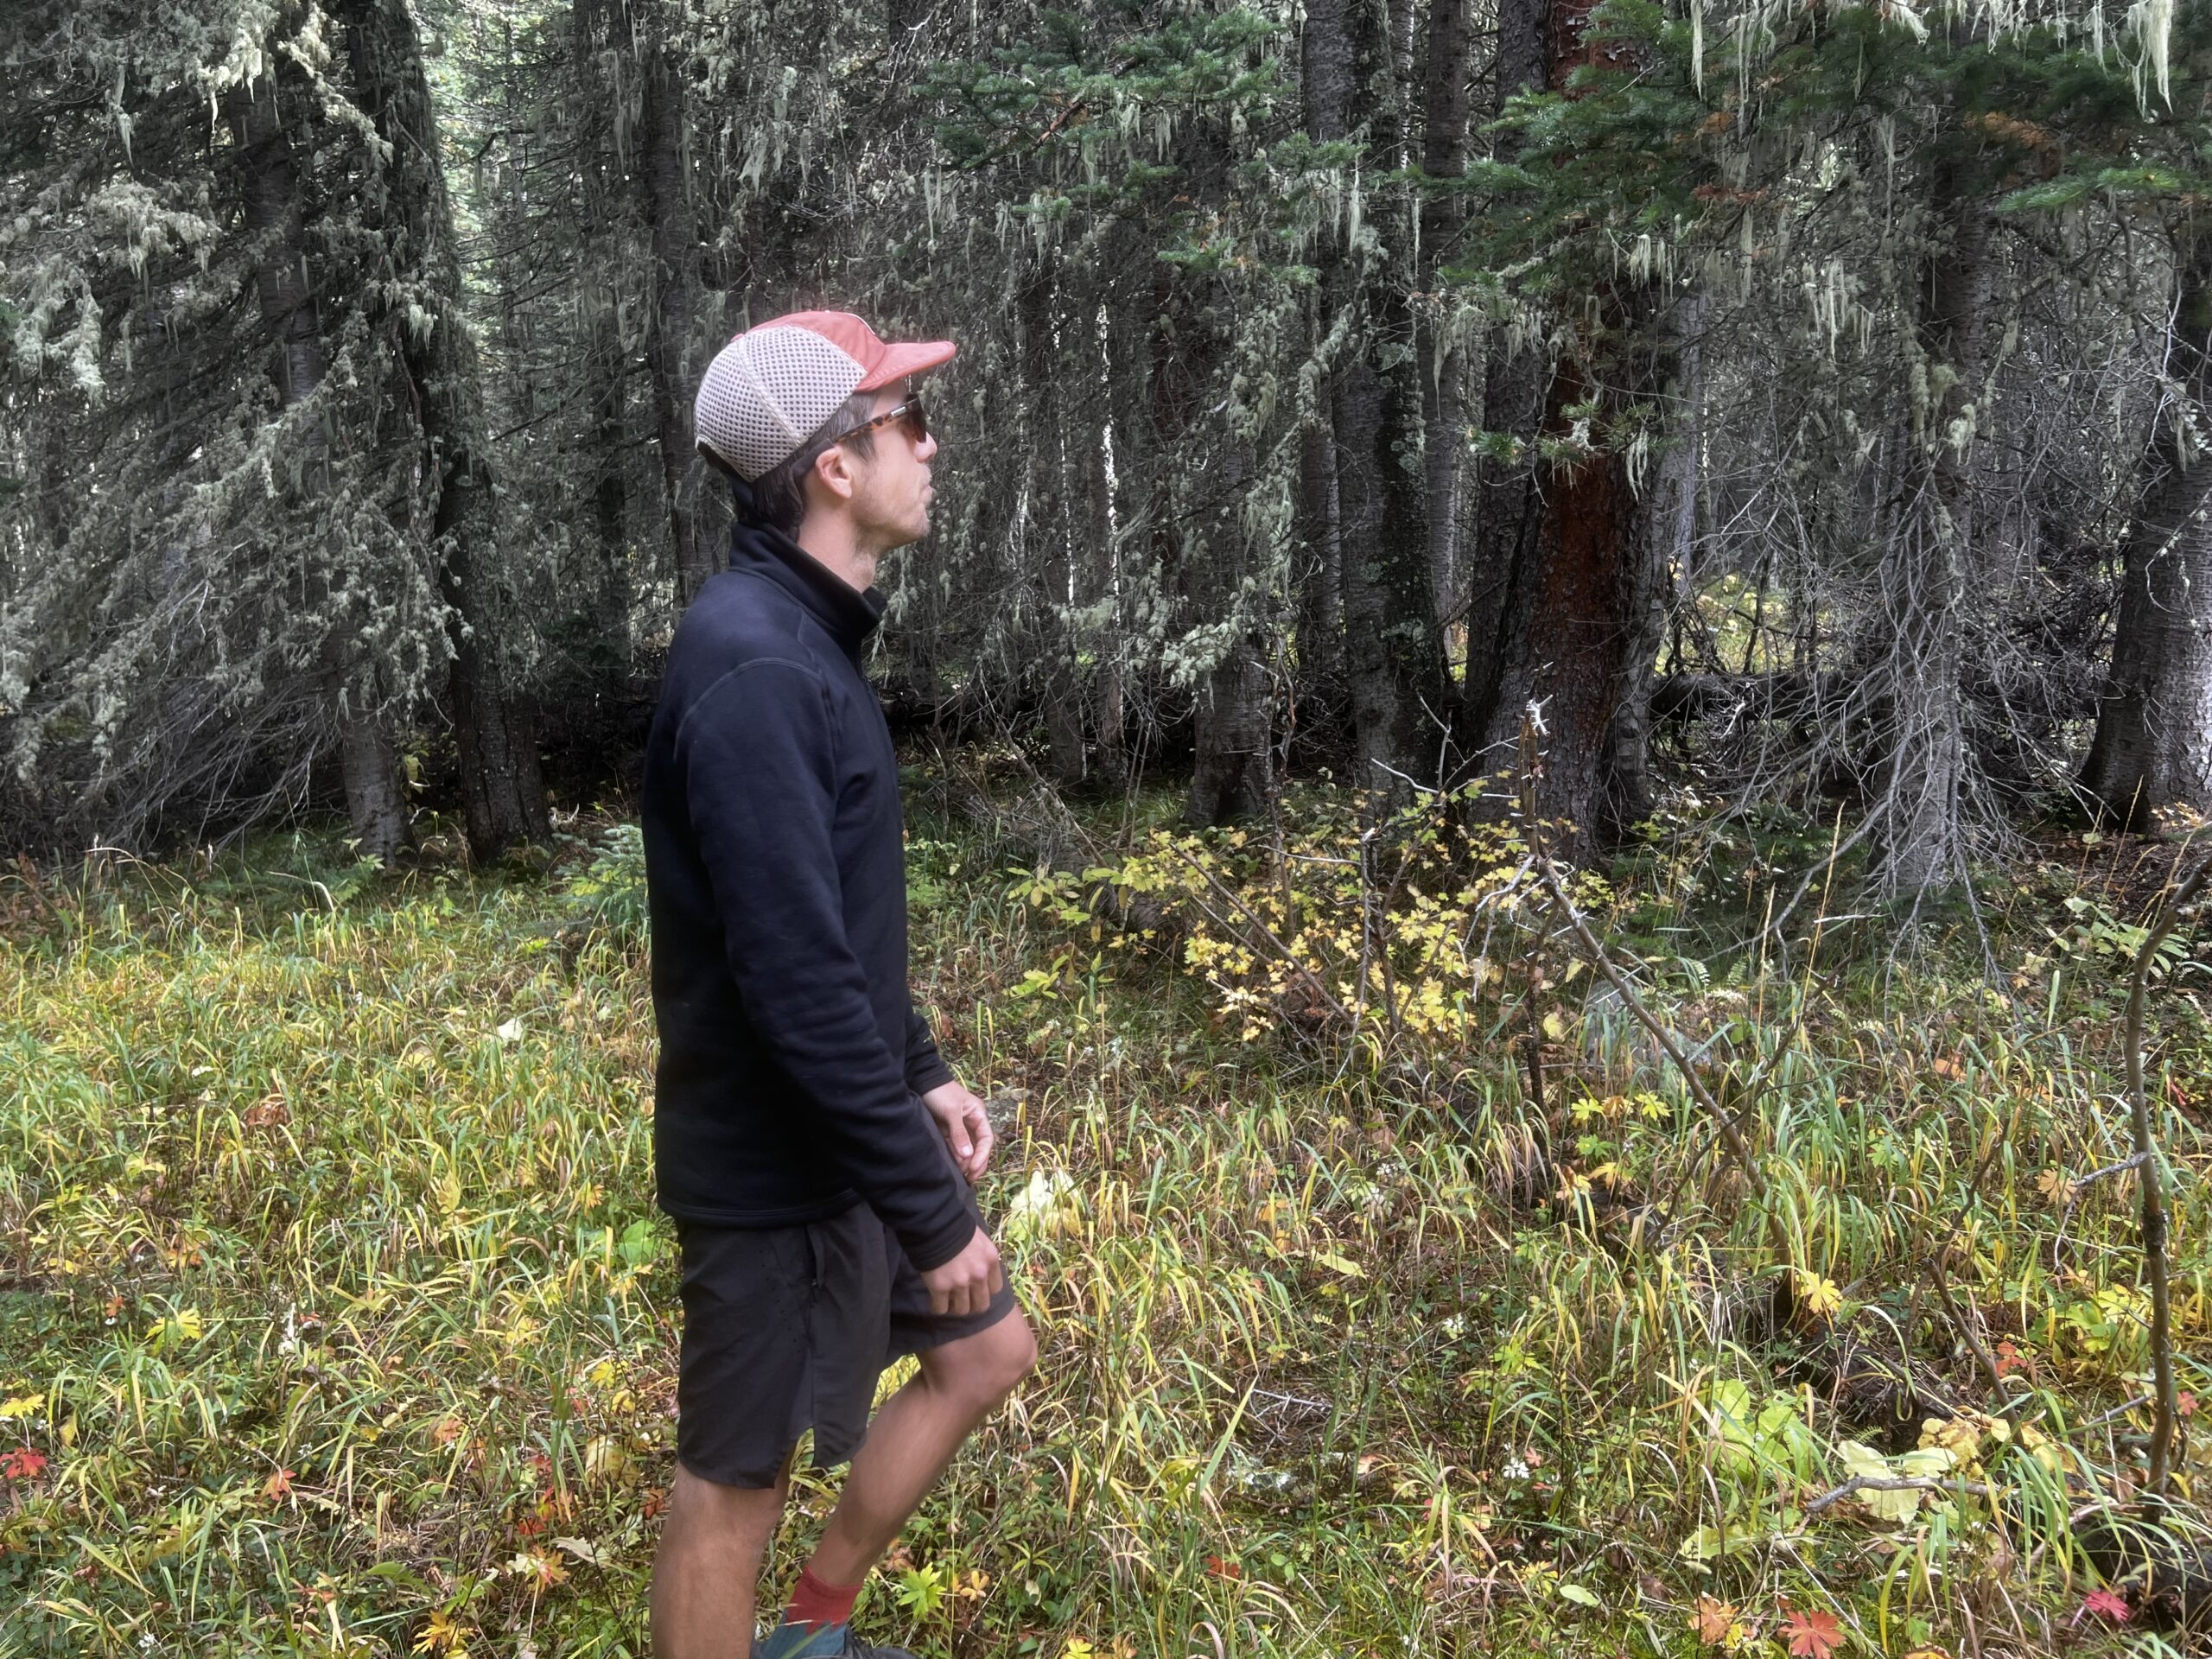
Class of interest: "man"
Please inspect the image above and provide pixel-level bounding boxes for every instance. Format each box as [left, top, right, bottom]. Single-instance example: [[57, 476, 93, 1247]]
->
[[642, 310, 1035, 1659]]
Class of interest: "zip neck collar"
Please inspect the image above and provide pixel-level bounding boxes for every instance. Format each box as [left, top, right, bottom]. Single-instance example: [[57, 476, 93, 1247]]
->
[[726, 515, 885, 664]]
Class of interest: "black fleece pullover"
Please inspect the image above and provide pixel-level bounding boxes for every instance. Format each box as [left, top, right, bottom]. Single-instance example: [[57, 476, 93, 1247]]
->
[[641, 518, 974, 1272]]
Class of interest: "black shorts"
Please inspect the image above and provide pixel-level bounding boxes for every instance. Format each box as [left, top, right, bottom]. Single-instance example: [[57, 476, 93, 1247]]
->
[[673, 1198, 1017, 1489]]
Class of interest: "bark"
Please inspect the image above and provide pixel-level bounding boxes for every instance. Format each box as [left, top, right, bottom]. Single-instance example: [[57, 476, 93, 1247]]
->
[[1315, 0, 1448, 798], [1606, 289, 1705, 830], [1151, 259, 1269, 827], [2081, 232, 2212, 827], [1295, 422, 1346, 687], [1518, 352, 1649, 846], [1871, 150, 1989, 895], [629, 0, 708, 601], [223, 73, 410, 864], [1187, 648, 1272, 825], [1472, 0, 1660, 850], [1018, 260, 1088, 789], [1459, 0, 1550, 765], [1417, 0, 1473, 619], [1298, 0, 1357, 715], [1083, 289, 1128, 790], [340, 0, 549, 859], [574, 0, 632, 652]]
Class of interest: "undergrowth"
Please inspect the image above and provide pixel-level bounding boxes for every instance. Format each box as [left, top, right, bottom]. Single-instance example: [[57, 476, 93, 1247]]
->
[[0, 784, 2207, 1658]]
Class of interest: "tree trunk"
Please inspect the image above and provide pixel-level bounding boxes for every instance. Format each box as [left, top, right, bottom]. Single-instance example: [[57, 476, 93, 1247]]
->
[[1605, 288, 1705, 831], [1459, 0, 1550, 768], [1518, 351, 1649, 847], [574, 0, 633, 657], [1417, 0, 1472, 621], [1317, 0, 1447, 798], [1295, 421, 1346, 688], [1187, 648, 1272, 825], [1870, 151, 1989, 896], [340, 0, 549, 860], [630, 0, 708, 602], [223, 74, 410, 864], [2082, 232, 2212, 828], [1472, 0, 1659, 850], [1082, 284, 1129, 790]]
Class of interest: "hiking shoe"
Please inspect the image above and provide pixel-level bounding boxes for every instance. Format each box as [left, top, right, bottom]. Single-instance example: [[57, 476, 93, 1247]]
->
[[755, 1622, 917, 1659]]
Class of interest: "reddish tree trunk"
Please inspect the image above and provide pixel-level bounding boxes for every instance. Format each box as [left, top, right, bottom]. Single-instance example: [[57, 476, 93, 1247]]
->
[[1474, 0, 1657, 849]]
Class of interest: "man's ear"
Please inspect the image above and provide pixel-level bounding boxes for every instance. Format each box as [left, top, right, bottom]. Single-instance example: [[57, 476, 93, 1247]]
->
[[811, 442, 860, 504]]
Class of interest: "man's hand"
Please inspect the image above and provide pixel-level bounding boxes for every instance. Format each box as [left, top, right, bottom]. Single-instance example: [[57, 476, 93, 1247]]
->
[[919, 1225, 1004, 1318], [921, 1079, 995, 1181]]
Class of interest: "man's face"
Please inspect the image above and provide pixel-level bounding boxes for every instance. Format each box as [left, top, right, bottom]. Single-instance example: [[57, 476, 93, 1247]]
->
[[846, 379, 938, 551]]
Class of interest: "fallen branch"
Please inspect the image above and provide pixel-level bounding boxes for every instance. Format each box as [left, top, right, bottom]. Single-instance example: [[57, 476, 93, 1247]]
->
[[1806, 1474, 1992, 1516]]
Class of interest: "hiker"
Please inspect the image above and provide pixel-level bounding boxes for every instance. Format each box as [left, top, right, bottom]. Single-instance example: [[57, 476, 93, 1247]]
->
[[642, 310, 1035, 1659]]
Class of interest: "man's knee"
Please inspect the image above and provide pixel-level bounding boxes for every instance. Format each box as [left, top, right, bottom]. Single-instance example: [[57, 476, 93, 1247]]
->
[[929, 1309, 1037, 1414], [663, 1460, 789, 1552]]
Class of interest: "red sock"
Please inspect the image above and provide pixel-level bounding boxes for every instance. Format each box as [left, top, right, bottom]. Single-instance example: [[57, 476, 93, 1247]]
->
[[783, 1564, 862, 1631]]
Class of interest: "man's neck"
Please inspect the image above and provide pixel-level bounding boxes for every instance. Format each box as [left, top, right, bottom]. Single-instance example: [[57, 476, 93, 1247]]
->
[[795, 513, 880, 594]]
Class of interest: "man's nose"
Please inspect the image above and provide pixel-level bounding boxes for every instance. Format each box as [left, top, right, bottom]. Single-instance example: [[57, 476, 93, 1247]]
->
[[916, 429, 938, 461]]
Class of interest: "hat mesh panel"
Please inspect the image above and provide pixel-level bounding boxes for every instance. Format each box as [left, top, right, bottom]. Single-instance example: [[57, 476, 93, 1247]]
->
[[694, 326, 867, 480]]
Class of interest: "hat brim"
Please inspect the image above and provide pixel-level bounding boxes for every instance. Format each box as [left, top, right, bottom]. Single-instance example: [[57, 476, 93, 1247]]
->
[[855, 340, 957, 392]]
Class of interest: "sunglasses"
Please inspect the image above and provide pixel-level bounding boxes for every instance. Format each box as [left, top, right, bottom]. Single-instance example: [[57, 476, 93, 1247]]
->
[[848, 396, 929, 447], [791, 397, 930, 475]]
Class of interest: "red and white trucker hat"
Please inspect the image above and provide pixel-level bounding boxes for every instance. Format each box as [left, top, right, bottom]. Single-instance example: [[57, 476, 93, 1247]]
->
[[694, 310, 957, 482]]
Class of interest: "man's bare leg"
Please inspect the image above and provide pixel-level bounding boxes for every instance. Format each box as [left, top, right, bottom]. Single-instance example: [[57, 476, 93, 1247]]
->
[[651, 1457, 791, 1659], [802, 1310, 1037, 1586]]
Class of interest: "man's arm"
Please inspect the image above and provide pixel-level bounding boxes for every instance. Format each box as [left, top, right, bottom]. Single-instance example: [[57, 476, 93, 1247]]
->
[[678, 661, 975, 1271], [904, 1005, 957, 1096]]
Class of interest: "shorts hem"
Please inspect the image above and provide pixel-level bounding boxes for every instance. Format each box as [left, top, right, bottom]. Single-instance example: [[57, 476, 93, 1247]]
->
[[676, 1451, 791, 1491], [890, 1288, 1020, 1359]]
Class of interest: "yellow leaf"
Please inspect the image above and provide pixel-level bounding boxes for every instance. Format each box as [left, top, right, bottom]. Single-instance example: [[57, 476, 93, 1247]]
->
[[1796, 1273, 1843, 1320], [1836, 1440, 1919, 1522], [0, 1395, 42, 1420], [1918, 1416, 1986, 1466], [1309, 1250, 1365, 1278]]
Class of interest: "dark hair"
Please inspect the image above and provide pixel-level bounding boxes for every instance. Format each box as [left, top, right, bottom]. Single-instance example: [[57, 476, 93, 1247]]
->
[[744, 392, 880, 536]]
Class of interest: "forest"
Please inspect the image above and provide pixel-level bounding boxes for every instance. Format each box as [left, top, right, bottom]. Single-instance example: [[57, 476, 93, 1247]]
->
[[3, 0, 2212, 1656]]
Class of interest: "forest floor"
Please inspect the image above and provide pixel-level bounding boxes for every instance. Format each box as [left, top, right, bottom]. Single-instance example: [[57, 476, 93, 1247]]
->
[[2, 761, 2209, 1659]]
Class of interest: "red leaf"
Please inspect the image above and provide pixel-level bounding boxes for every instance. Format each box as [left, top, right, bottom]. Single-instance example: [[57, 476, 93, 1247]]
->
[[2081, 1589, 2130, 1624], [1779, 1605, 1843, 1659], [1, 1446, 48, 1481], [263, 1468, 295, 1502], [1205, 1554, 1242, 1580]]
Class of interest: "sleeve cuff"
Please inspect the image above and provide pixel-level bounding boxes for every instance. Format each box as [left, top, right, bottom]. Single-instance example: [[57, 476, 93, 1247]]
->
[[906, 1057, 957, 1096], [900, 1208, 979, 1274]]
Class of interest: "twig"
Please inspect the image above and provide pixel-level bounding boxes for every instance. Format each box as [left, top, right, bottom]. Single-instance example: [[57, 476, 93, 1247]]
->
[[2123, 849, 2210, 1495], [1805, 1474, 1992, 1516], [2051, 1151, 2151, 1274], [1929, 1246, 2023, 1423], [1165, 841, 1352, 1027]]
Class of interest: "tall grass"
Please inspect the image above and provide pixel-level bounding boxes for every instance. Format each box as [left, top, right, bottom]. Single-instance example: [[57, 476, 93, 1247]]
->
[[0, 800, 2204, 1657]]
